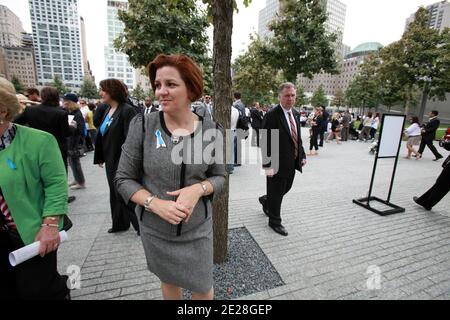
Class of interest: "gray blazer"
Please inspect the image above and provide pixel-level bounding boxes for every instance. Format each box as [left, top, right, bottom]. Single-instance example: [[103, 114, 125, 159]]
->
[[115, 112, 226, 237]]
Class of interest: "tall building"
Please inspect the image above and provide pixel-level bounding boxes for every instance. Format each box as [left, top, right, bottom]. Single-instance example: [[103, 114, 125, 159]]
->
[[80, 17, 94, 82], [405, 0, 450, 33], [0, 45, 38, 88], [0, 5, 25, 47], [258, 0, 280, 38], [29, 0, 84, 91], [104, 0, 135, 90]]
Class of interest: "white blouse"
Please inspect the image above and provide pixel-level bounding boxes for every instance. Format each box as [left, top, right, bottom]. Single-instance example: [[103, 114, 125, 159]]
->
[[405, 123, 421, 137]]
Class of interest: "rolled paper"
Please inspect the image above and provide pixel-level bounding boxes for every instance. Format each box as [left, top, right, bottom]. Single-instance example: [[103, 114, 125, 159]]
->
[[9, 231, 69, 267]]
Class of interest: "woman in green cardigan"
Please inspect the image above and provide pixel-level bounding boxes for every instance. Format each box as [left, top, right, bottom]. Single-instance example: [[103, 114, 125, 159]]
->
[[0, 78, 70, 300]]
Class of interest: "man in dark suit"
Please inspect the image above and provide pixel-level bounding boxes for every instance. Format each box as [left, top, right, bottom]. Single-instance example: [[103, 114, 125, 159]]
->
[[417, 110, 443, 161], [250, 102, 264, 147], [143, 96, 159, 114], [259, 83, 307, 236], [15, 87, 70, 168], [14, 87, 76, 203]]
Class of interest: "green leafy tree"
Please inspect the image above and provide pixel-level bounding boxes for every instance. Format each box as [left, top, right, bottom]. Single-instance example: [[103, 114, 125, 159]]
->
[[51, 75, 70, 95], [232, 35, 280, 106], [114, 0, 210, 68], [10, 75, 23, 93], [310, 85, 328, 107], [261, 0, 339, 82], [79, 78, 99, 99], [331, 88, 345, 108], [296, 84, 309, 107], [132, 84, 146, 101]]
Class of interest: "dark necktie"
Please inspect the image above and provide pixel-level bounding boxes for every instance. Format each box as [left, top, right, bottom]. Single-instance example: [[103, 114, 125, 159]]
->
[[288, 111, 298, 159]]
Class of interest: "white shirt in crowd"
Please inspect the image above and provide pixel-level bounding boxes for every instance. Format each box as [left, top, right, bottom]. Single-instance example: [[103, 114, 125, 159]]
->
[[280, 105, 297, 134], [371, 117, 380, 129], [80, 105, 89, 119], [231, 106, 239, 130], [405, 123, 422, 137]]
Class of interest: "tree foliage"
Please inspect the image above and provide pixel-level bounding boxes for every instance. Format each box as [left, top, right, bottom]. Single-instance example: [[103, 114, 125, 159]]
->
[[79, 78, 99, 99], [51, 75, 70, 95], [10, 75, 23, 93], [114, 0, 210, 68], [260, 0, 339, 82], [331, 88, 345, 107], [232, 35, 280, 106], [310, 84, 328, 107], [132, 83, 146, 101]]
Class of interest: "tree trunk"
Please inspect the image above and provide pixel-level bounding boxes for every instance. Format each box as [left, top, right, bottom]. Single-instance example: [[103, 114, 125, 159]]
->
[[212, 0, 233, 264]]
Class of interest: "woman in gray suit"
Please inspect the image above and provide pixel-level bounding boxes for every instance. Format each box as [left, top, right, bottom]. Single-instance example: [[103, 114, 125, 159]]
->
[[115, 54, 226, 300]]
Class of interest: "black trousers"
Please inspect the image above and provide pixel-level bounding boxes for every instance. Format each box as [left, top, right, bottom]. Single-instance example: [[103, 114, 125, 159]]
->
[[319, 130, 325, 146], [105, 165, 139, 232], [0, 229, 69, 300], [264, 173, 295, 226], [417, 163, 450, 209], [310, 129, 320, 151], [418, 139, 443, 158]]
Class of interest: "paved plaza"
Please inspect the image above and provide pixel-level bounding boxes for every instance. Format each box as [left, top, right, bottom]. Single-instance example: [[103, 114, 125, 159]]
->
[[60, 128, 450, 300]]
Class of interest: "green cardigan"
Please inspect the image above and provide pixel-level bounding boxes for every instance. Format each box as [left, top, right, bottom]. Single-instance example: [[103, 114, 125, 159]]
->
[[0, 125, 68, 245]]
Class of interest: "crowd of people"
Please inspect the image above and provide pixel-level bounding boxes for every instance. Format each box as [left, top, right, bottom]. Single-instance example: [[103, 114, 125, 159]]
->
[[0, 51, 449, 301]]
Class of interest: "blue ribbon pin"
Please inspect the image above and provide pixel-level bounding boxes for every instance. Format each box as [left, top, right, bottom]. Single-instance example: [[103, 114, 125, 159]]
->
[[155, 130, 166, 149], [7, 159, 16, 170]]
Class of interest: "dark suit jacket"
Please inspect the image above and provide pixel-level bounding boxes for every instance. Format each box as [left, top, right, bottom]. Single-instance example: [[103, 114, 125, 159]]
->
[[67, 109, 85, 154], [14, 104, 70, 159], [421, 118, 440, 142], [93, 103, 138, 171], [250, 108, 264, 129], [261, 105, 306, 178]]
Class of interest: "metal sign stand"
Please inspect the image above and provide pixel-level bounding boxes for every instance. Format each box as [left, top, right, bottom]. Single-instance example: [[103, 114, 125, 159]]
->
[[353, 114, 406, 216]]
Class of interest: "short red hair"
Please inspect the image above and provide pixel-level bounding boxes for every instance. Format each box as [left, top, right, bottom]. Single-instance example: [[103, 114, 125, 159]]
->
[[148, 54, 204, 102]]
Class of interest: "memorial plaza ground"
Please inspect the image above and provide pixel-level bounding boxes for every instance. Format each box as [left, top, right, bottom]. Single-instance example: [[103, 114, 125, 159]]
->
[[60, 128, 450, 300]]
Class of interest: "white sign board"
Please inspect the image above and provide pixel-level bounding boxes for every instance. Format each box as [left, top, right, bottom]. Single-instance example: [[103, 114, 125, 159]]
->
[[378, 115, 405, 157]]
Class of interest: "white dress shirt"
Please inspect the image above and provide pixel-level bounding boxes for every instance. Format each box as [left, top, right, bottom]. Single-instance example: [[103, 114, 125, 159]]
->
[[231, 106, 239, 130], [280, 105, 297, 135]]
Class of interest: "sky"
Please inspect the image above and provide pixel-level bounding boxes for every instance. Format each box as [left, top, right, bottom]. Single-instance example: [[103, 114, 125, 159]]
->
[[0, 0, 442, 84]]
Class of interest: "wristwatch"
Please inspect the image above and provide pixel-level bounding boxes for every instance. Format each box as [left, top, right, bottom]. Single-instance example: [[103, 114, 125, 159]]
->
[[144, 195, 156, 211]]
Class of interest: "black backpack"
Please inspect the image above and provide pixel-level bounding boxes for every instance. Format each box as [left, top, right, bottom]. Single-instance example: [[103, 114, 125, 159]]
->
[[234, 106, 249, 131]]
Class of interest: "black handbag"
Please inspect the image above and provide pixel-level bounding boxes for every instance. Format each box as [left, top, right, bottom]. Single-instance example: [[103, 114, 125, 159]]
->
[[62, 215, 73, 231]]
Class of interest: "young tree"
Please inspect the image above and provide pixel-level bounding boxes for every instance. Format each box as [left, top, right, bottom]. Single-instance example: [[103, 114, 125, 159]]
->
[[132, 84, 146, 101], [79, 78, 99, 99], [310, 85, 328, 107], [331, 88, 345, 108], [232, 35, 280, 106], [10, 75, 24, 93], [51, 75, 70, 95], [261, 0, 339, 82]]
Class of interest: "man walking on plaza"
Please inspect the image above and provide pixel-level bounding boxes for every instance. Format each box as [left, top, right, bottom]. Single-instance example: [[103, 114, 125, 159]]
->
[[416, 110, 443, 161], [341, 111, 351, 142], [259, 83, 307, 236], [319, 106, 329, 147]]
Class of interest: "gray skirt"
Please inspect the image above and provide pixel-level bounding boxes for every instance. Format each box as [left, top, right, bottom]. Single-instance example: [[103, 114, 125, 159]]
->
[[407, 135, 421, 146], [140, 218, 214, 294]]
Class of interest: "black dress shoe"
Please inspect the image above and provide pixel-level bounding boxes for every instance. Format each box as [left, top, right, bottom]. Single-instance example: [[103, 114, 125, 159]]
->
[[68, 196, 76, 203], [269, 224, 288, 236], [413, 196, 432, 211], [259, 196, 269, 216], [433, 155, 443, 161]]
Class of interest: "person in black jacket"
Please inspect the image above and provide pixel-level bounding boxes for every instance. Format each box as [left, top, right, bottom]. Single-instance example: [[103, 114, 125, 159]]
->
[[319, 106, 329, 147], [259, 83, 307, 236], [414, 140, 450, 210], [63, 93, 86, 190], [308, 107, 323, 156], [417, 110, 443, 161], [14, 87, 70, 169], [250, 102, 264, 147], [94, 79, 139, 235]]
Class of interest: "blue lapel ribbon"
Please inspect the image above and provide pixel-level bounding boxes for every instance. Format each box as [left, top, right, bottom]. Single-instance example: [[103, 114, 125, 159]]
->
[[155, 130, 166, 149], [7, 159, 16, 170]]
